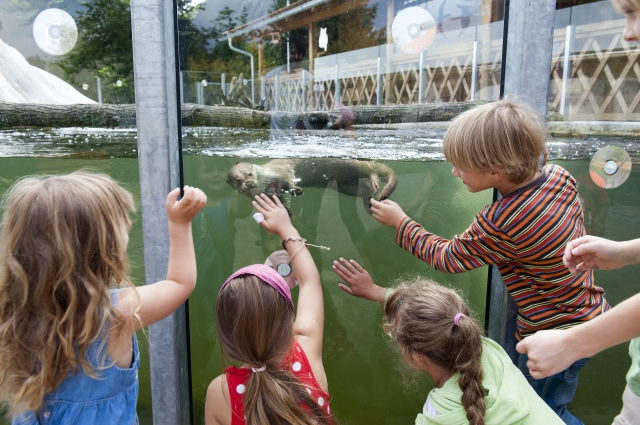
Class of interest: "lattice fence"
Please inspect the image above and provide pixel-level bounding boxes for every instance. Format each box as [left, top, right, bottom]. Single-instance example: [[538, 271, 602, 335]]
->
[[256, 18, 640, 121], [550, 19, 640, 121]]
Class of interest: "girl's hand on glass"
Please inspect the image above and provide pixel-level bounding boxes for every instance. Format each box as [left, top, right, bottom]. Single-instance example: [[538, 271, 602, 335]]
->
[[370, 199, 408, 229], [252, 193, 295, 237], [333, 258, 386, 303], [165, 186, 207, 224]]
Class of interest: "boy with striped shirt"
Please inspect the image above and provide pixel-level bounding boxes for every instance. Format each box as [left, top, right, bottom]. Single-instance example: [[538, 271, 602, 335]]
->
[[367, 99, 609, 424]]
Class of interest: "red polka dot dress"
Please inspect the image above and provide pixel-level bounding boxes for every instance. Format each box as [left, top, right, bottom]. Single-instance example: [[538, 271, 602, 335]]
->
[[224, 341, 331, 424]]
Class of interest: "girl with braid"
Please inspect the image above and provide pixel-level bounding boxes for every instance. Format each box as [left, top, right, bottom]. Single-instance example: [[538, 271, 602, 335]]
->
[[334, 259, 563, 425]]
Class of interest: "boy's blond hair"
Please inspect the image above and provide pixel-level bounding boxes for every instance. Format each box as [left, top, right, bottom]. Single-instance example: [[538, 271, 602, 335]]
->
[[443, 99, 548, 184], [611, 0, 640, 12]]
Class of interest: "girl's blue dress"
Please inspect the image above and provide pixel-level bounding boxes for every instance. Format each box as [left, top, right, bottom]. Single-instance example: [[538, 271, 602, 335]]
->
[[12, 290, 139, 425]]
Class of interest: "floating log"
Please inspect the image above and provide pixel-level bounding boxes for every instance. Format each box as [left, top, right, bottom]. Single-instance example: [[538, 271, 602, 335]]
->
[[1, 101, 490, 129]]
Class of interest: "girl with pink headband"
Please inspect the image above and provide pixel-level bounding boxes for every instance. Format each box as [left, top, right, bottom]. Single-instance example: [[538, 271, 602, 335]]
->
[[205, 194, 332, 425], [333, 261, 564, 425]]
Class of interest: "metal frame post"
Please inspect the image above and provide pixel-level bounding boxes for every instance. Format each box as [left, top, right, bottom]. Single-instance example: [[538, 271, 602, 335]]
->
[[376, 56, 382, 106], [131, 0, 191, 422], [221, 73, 226, 97], [470, 40, 478, 101], [334, 64, 341, 108], [418, 51, 425, 104], [560, 25, 573, 118], [302, 69, 307, 112], [97, 77, 102, 104], [261, 77, 266, 103], [274, 74, 280, 111], [489, 0, 556, 354]]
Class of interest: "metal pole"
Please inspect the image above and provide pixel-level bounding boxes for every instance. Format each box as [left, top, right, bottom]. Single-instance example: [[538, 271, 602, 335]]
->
[[560, 25, 572, 118], [196, 82, 203, 105], [302, 69, 307, 112], [97, 77, 102, 104], [418, 51, 425, 104], [179, 72, 184, 105], [491, 0, 556, 357], [334, 64, 341, 108], [130, 0, 190, 421], [261, 76, 266, 104], [228, 38, 255, 104], [275, 74, 280, 111], [376, 56, 382, 106], [221, 73, 226, 96], [470, 40, 478, 101], [287, 39, 291, 73]]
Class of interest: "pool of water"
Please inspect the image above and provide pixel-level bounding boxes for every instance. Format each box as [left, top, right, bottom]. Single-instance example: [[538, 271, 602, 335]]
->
[[1, 127, 640, 424]]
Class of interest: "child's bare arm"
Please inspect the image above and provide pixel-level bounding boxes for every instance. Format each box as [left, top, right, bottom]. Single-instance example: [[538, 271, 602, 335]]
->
[[252, 194, 324, 358], [118, 186, 207, 330], [370, 199, 408, 228], [333, 258, 386, 303]]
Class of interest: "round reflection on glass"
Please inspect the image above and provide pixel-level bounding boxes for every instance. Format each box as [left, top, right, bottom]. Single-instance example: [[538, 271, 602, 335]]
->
[[391, 6, 436, 54], [265, 250, 298, 289], [589, 146, 632, 189], [116, 80, 123, 87], [82, 83, 88, 90], [201, 79, 208, 87], [33, 9, 78, 55]]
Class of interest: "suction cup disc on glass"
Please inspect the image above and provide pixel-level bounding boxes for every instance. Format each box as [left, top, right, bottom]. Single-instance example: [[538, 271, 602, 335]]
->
[[265, 250, 298, 289], [33, 8, 78, 56], [391, 7, 436, 54], [589, 146, 632, 189]]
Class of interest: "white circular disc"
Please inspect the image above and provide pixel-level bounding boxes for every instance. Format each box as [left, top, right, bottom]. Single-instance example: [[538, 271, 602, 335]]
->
[[201, 79, 208, 87], [604, 160, 618, 175], [391, 7, 436, 54], [33, 9, 78, 56]]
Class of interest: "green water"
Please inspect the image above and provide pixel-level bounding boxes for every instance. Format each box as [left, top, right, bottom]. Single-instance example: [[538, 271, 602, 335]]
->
[[1, 130, 640, 424], [0, 158, 152, 425], [185, 155, 491, 425]]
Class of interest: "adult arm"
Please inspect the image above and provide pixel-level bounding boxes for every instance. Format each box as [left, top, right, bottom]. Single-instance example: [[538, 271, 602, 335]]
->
[[517, 292, 640, 378], [563, 236, 640, 273]]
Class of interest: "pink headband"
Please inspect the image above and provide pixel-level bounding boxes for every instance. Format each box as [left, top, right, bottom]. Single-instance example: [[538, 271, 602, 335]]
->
[[454, 313, 466, 326], [219, 264, 294, 312]]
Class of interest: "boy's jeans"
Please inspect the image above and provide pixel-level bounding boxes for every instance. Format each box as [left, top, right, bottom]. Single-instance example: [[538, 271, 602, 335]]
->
[[517, 353, 589, 425]]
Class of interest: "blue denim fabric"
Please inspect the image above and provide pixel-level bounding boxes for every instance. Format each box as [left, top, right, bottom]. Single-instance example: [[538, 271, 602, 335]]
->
[[518, 353, 588, 425]]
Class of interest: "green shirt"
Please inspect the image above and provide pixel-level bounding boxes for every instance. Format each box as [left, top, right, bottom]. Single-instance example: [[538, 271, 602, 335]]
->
[[626, 337, 640, 395], [416, 337, 564, 425]]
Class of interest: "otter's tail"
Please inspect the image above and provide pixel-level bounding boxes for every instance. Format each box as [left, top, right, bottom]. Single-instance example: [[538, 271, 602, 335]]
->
[[377, 165, 397, 201]]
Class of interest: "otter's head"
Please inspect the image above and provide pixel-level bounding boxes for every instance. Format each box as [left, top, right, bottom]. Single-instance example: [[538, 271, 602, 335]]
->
[[227, 162, 259, 196]]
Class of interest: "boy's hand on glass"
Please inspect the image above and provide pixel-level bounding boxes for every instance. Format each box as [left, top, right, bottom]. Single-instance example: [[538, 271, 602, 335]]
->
[[370, 199, 408, 228], [333, 258, 386, 302], [165, 186, 207, 224], [515, 329, 576, 379], [563, 236, 634, 274], [253, 194, 295, 237]]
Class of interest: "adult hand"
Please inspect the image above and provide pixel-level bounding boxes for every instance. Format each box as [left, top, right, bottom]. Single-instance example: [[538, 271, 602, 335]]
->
[[515, 330, 577, 379], [370, 199, 408, 228], [333, 258, 386, 302], [563, 236, 635, 274], [165, 186, 207, 224], [252, 194, 295, 238]]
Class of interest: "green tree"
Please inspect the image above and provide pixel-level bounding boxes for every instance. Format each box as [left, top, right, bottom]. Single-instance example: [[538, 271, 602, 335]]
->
[[56, 0, 134, 103]]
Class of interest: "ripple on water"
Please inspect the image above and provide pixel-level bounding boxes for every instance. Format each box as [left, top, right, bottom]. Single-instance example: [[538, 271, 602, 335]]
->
[[2, 127, 640, 162]]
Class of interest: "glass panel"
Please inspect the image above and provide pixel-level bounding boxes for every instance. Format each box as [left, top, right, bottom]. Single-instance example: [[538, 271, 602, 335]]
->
[[549, 0, 639, 121], [549, 154, 640, 424], [0, 0, 149, 417], [180, 0, 504, 423]]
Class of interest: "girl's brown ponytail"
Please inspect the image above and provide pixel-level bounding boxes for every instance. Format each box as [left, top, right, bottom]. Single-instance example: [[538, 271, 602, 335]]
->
[[217, 275, 332, 425], [383, 278, 486, 425]]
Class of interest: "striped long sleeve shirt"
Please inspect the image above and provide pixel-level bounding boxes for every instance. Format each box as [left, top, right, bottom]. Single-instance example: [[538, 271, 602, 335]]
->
[[396, 164, 609, 339]]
